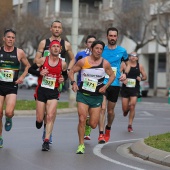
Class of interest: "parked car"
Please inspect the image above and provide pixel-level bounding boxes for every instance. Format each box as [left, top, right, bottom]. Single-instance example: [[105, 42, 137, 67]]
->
[[140, 81, 150, 97], [19, 74, 38, 89]]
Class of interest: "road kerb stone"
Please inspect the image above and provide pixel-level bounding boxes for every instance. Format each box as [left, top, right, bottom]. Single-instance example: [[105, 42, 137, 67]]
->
[[14, 108, 77, 116], [130, 139, 170, 167]]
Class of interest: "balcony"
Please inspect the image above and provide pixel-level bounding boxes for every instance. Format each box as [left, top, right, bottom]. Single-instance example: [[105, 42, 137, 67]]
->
[[44, 11, 102, 30]]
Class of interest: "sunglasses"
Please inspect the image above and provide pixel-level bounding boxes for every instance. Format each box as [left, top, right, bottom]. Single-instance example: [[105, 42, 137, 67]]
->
[[4, 29, 16, 36], [129, 54, 138, 57]]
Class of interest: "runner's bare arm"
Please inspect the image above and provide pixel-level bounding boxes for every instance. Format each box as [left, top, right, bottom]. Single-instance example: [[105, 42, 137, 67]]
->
[[68, 59, 84, 82], [62, 61, 67, 71], [102, 60, 115, 89], [137, 64, 147, 81], [34, 40, 46, 63], [120, 60, 130, 81], [120, 61, 126, 72], [99, 61, 115, 94], [16, 49, 30, 84], [65, 41, 75, 69]]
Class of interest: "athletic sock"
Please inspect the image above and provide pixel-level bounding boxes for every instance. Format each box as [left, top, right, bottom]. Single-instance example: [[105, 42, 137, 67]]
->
[[106, 125, 111, 130]]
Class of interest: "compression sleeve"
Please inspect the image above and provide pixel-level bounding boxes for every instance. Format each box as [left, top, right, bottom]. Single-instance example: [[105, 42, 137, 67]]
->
[[62, 70, 68, 80], [28, 63, 40, 77]]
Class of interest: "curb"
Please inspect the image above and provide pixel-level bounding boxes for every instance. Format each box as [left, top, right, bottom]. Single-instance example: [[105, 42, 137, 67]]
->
[[14, 108, 77, 116], [130, 139, 170, 167]]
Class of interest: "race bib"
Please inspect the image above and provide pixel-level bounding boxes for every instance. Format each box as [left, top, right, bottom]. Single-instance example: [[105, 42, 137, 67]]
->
[[41, 76, 56, 89], [0, 69, 14, 82], [82, 77, 98, 92], [105, 67, 117, 78], [43, 50, 50, 57], [126, 78, 136, 88]]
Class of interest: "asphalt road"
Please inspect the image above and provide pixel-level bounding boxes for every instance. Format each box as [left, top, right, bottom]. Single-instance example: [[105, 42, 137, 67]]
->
[[0, 100, 170, 170]]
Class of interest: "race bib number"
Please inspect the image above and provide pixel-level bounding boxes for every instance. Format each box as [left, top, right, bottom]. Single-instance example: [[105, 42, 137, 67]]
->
[[105, 67, 117, 78], [82, 77, 98, 92], [43, 50, 50, 57], [0, 69, 14, 82], [41, 76, 56, 89], [126, 78, 136, 88]]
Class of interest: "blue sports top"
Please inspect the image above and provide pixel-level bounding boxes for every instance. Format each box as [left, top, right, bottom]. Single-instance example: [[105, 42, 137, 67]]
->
[[102, 45, 128, 86], [75, 48, 91, 85]]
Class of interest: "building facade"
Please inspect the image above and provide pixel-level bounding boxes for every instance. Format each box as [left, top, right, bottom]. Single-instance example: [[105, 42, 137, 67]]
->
[[12, 0, 169, 94]]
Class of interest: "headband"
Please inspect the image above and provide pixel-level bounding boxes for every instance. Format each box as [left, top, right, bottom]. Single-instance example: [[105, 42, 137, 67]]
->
[[49, 40, 61, 48]]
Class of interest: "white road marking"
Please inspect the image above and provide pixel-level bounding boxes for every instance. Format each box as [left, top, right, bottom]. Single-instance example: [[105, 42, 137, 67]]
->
[[93, 138, 146, 170], [141, 111, 154, 116]]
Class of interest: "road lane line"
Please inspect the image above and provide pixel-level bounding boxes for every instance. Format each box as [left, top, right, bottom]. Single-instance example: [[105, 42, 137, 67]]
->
[[142, 111, 154, 116], [93, 138, 146, 170]]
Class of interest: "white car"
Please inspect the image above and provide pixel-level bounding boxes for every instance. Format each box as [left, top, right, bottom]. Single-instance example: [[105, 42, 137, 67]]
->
[[140, 81, 150, 97], [19, 74, 38, 89]]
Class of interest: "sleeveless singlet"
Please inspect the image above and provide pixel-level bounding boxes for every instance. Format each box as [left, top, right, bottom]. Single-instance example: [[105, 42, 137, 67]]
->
[[38, 57, 62, 89], [0, 46, 20, 84], [122, 63, 140, 89], [78, 57, 105, 96], [42, 39, 66, 60]]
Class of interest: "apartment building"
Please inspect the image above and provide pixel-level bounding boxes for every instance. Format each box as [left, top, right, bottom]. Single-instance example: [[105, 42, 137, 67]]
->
[[13, 0, 103, 33], [12, 0, 169, 94]]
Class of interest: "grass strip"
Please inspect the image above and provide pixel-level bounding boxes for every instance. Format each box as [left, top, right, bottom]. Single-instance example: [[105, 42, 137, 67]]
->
[[144, 132, 170, 152], [14, 100, 69, 110]]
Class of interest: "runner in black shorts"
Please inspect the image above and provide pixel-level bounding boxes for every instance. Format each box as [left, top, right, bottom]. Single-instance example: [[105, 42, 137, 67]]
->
[[98, 27, 130, 144], [105, 86, 120, 103], [0, 83, 18, 96], [37, 86, 60, 102], [120, 52, 147, 132], [28, 40, 67, 151], [34, 20, 74, 144], [0, 29, 30, 148]]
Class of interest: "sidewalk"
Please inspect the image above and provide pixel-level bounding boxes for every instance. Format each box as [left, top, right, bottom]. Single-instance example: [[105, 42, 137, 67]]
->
[[130, 139, 170, 167]]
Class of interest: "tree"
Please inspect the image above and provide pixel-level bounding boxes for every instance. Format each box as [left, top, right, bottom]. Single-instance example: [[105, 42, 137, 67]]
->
[[14, 14, 50, 59], [0, 12, 50, 59], [113, 0, 155, 52]]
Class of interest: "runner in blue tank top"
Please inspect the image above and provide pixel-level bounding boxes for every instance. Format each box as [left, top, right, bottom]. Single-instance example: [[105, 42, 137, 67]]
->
[[98, 27, 130, 144]]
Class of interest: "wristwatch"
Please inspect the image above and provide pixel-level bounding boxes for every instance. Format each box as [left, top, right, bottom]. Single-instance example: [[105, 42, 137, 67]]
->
[[70, 81, 76, 85]]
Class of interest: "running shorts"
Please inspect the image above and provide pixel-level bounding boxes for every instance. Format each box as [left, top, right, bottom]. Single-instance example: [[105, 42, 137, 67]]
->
[[37, 86, 60, 103], [105, 86, 120, 103], [0, 83, 18, 96], [76, 91, 103, 108], [120, 86, 140, 98]]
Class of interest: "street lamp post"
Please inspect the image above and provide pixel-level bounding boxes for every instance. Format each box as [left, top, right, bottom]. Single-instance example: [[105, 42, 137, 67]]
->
[[153, 0, 160, 96], [69, 0, 79, 108]]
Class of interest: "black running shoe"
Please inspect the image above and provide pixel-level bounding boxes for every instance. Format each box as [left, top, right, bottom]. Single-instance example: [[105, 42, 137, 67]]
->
[[36, 121, 43, 129], [42, 141, 50, 151]]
